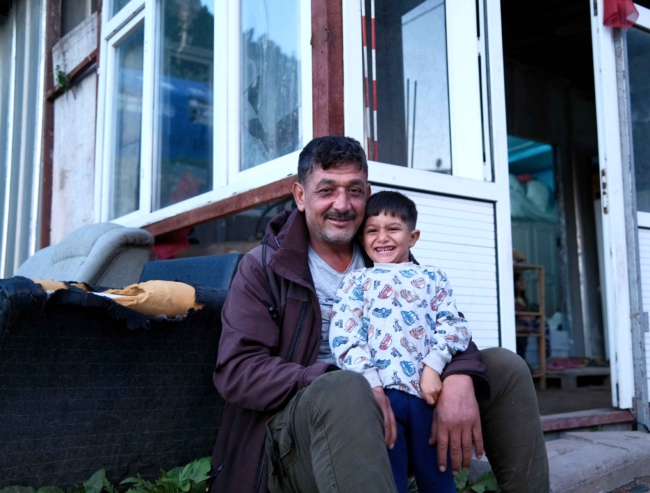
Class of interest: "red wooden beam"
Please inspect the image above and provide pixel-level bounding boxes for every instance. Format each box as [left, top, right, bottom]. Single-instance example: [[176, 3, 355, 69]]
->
[[541, 408, 635, 432], [311, 0, 344, 137], [46, 49, 98, 101], [40, 0, 62, 248], [144, 175, 298, 237]]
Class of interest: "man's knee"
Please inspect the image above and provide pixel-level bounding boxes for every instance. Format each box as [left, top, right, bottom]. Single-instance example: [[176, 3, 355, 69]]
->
[[481, 346, 530, 383], [305, 371, 373, 400], [301, 371, 378, 417]]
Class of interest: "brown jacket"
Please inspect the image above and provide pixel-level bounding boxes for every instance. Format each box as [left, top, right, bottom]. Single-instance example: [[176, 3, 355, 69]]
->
[[210, 209, 489, 493]]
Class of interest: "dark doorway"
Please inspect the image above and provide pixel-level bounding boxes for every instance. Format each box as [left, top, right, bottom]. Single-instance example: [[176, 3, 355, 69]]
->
[[501, 0, 611, 414]]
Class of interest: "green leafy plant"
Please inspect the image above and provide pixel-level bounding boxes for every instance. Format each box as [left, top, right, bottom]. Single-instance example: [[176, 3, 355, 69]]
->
[[454, 469, 498, 493], [121, 457, 211, 493], [0, 458, 210, 493], [406, 469, 498, 493], [54, 65, 70, 93]]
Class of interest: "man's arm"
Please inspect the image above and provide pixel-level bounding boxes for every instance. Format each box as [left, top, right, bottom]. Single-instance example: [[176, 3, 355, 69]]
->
[[428, 269, 489, 474], [430, 374, 484, 475], [213, 254, 335, 413]]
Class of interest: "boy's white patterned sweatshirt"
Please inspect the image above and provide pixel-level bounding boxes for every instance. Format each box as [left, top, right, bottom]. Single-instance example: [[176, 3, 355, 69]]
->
[[329, 262, 471, 397]]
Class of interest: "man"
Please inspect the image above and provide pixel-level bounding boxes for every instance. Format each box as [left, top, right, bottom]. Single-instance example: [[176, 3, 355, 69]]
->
[[211, 136, 549, 493]]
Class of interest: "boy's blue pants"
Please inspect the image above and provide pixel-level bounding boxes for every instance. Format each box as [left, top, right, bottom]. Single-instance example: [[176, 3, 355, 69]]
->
[[385, 389, 456, 493]]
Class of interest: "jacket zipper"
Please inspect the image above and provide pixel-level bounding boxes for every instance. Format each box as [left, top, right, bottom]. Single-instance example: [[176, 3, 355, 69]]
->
[[305, 332, 320, 366], [253, 301, 308, 491], [254, 455, 266, 493], [206, 462, 224, 491], [286, 301, 309, 363]]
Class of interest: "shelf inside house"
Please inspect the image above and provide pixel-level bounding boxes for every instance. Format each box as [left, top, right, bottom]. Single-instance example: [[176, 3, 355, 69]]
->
[[514, 263, 547, 389]]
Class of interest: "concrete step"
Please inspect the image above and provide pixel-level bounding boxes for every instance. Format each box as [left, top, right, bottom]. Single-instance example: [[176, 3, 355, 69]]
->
[[548, 431, 650, 493]]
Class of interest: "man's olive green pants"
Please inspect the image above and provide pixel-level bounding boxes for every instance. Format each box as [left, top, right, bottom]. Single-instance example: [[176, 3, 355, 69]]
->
[[265, 347, 549, 493]]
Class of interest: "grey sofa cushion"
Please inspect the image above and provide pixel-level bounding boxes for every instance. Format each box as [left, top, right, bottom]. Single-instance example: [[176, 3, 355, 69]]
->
[[16, 223, 154, 286]]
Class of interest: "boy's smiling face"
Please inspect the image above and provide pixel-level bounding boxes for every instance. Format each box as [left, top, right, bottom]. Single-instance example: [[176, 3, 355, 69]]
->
[[362, 212, 420, 264]]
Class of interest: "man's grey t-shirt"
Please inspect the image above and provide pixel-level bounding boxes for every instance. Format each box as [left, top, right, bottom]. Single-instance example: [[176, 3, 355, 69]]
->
[[308, 244, 365, 365]]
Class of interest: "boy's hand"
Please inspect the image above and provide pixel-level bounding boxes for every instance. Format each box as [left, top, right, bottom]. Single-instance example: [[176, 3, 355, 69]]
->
[[420, 365, 443, 406]]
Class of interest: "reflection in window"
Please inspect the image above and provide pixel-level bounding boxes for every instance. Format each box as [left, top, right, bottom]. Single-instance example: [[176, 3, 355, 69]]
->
[[112, 0, 130, 18], [170, 198, 295, 259], [153, 0, 214, 211], [110, 25, 144, 220], [628, 28, 650, 213], [241, 0, 303, 170], [361, 0, 451, 173], [61, 0, 97, 36]]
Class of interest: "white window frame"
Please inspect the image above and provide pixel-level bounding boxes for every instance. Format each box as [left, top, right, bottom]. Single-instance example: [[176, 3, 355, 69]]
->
[[342, 0, 515, 350], [343, 0, 491, 185], [95, 0, 313, 227]]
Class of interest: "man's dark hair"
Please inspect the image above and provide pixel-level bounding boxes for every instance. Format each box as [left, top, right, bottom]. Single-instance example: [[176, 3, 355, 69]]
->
[[365, 191, 418, 230], [298, 136, 368, 184]]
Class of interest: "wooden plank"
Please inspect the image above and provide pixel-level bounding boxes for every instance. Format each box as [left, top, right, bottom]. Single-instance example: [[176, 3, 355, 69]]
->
[[144, 175, 297, 237], [311, 0, 344, 136], [540, 408, 634, 432], [46, 49, 97, 101], [41, 0, 62, 248]]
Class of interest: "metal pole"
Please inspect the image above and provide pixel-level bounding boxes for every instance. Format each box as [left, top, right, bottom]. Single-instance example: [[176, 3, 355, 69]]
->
[[360, 0, 371, 157], [370, 0, 378, 160], [411, 80, 417, 169], [406, 78, 409, 164], [614, 27, 650, 431]]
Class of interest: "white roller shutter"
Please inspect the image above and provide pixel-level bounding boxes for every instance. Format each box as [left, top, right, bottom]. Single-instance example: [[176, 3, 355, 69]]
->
[[373, 186, 500, 349]]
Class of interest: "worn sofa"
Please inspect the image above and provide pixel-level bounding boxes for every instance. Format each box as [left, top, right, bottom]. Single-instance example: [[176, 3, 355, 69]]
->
[[0, 253, 243, 488]]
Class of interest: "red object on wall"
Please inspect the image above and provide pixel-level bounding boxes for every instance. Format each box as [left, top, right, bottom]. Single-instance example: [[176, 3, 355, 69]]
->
[[152, 227, 191, 260], [604, 0, 639, 28]]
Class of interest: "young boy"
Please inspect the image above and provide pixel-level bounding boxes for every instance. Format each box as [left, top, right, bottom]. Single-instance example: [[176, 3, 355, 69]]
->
[[329, 191, 471, 493]]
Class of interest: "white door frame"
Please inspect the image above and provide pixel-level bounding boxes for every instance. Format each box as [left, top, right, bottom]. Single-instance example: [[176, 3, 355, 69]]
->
[[590, 0, 647, 412]]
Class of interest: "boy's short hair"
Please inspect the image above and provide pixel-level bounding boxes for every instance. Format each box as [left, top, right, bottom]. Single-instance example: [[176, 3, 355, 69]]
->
[[298, 136, 368, 184], [365, 191, 418, 230]]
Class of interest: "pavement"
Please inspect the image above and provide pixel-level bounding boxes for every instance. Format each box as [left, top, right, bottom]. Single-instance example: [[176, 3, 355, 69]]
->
[[547, 431, 650, 493], [468, 431, 650, 492]]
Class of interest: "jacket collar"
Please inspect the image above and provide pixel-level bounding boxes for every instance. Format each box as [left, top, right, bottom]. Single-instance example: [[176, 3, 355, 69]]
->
[[266, 209, 316, 292]]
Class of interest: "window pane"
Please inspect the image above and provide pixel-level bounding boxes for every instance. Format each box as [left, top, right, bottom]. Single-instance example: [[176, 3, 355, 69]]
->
[[241, 0, 303, 171], [61, 0, 95, 36], [628, 28, 650, 213], [153, 0, 214, 211], [112, 0, 130, 18], [361, 0, 451, 173], [110, 25, 144, 220]]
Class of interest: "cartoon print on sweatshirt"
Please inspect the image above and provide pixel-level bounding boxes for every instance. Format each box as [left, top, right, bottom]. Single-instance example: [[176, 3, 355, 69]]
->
[[329, 263, 471, 397]]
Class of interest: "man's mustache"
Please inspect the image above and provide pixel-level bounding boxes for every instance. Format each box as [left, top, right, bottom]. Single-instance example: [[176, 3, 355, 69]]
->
[[323, 210, 357, 221]]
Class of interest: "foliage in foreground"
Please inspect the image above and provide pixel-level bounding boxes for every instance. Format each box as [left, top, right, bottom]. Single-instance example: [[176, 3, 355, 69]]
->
[[454, 469, 498, 493], [2, 457, 497, 493], [407, 469, 498, 493], [0, 458, 211, 493]]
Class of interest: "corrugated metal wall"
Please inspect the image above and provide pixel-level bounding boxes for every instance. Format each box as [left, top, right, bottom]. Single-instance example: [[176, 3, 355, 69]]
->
[[0, 0, 45, 277], [638, 228, 650, 388], [374, 186, 500, 349]]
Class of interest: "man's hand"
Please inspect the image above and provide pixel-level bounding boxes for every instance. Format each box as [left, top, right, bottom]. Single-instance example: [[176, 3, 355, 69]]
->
[[420, 365, 443, 406], [372, 387, 397, 449], [429, 374, 484, 475]]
